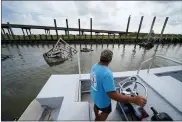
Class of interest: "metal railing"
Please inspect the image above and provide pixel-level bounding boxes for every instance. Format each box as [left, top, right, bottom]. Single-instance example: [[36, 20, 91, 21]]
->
[[137, 55, 182, 74]]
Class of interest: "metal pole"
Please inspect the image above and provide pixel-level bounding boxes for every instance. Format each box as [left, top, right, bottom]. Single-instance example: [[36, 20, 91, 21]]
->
[[125, 15, 131, 37], [136, 16, 144, 41], [66, 19, 69, 40], [54, 19, 58, 40], [160, 17, 169, 41]]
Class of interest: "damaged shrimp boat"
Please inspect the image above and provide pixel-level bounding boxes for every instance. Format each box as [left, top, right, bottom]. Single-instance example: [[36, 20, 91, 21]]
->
[[19, 41, 182, 121], [138, 17, 169, 50], [138, 30, 155, 49], [43, 38, 77, 66]]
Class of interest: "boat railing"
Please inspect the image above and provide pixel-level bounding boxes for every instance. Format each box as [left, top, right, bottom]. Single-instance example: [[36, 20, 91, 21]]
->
[[137, 55, 182, 74]]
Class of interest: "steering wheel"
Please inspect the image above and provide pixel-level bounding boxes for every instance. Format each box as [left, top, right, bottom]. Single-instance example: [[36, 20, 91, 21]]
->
[[118, 76, 148, 99]]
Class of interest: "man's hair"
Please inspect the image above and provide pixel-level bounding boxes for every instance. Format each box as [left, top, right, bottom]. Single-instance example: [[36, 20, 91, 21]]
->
[[100, 49, 113, 63]]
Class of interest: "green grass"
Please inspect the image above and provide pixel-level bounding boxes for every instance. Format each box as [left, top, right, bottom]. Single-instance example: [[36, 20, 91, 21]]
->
[[2, 33, 182, 41]]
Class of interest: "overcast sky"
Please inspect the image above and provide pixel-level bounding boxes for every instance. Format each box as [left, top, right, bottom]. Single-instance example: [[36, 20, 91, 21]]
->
[[2, 1, 182, 35]]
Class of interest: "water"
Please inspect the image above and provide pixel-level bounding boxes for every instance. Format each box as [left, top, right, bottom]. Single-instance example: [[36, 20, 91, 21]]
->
[[2, 43, 182, 120]]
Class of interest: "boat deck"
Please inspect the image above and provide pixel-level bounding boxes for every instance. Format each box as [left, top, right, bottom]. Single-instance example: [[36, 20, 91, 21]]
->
[[82, 93, 123, 121], [19, 66, 182, 121]]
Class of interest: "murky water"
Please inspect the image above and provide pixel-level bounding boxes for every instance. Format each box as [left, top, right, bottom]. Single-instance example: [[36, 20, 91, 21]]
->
[[2, 43, 182, 120]]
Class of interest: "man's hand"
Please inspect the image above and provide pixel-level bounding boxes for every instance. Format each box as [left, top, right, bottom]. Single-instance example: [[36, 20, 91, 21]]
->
[[133, 96, 146, 107], [107, 91, 147, 107]]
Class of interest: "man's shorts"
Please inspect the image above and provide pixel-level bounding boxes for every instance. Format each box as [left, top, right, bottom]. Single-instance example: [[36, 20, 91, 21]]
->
[[94, 103, 112, 114]]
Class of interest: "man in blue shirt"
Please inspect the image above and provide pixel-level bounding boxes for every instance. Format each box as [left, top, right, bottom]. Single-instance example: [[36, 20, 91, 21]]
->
[[90, 49, 146, 121]]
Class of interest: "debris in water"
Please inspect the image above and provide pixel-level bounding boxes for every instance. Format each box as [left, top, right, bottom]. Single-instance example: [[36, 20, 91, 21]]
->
[[1, 54, 10, 61], [43, 38, 77, 67], [80, 47, 94, 52]]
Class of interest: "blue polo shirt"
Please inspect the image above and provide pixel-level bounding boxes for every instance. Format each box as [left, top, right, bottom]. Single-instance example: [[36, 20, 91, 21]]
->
[[90, 63, 116, 108]]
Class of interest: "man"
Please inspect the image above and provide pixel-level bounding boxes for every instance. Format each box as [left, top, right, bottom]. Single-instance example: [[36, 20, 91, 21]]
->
[[90, 49, 146, 121]]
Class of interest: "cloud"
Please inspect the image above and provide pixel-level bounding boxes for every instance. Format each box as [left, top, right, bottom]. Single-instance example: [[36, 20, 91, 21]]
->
[[2, 1, 182, 34]]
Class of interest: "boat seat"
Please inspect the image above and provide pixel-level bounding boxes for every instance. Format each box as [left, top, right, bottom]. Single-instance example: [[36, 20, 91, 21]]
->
[[58, 101, 91, 120], [138, 73, 182, 113]]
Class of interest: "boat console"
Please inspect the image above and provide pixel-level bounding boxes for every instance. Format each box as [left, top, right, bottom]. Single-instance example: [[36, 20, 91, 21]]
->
[[116, 75, 180, 121]]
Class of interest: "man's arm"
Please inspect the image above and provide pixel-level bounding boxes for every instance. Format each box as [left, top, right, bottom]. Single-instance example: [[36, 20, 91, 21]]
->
[[107, 91, 146, 107]]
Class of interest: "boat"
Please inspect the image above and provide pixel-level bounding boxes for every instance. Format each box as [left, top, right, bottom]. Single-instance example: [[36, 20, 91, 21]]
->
[[138, 42, 154, 49], [19, 49, 182, 120]]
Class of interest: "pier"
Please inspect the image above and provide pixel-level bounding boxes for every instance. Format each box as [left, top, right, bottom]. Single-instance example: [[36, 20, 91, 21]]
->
[[1, 16, 182, 44]]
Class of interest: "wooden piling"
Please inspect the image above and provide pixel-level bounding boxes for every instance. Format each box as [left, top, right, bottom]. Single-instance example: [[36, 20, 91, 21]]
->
[[96, 32, 98, 43], [119, 33, 121, 45], [45, 29, 48, 40], [66, 19, 70, 40], [1, 32, 5, 40], [7, 22, 15, 40], [7, 28, 11, 35], [29, 29, 32, 40], [148, 16, 156, 37], [54, 19, 59, 40], [21, 28, 26, 40], [18, 35, 21, 41], [160, 17, 169, 41], [62, 34, 64, 40], [34, 35, 37, 40], [136, 16, 144, 42], [48, 30, 50, 35], [78, 19, 81, 39], [108, 33, 110, 44], [90, 18, 92, 40], [2, 28, 6, 40], [125, 15, 131, 37], [51, 35, 53, 40], [102, 34, 104, 45], [40, 34, 42, 40], [6, 32, 10, 41], [25, 29, 29, 40], [2, 28, 6, 34]]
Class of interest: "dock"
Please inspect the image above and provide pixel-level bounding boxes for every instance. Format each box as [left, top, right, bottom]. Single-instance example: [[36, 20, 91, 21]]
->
[[1, 16, 182, 44]]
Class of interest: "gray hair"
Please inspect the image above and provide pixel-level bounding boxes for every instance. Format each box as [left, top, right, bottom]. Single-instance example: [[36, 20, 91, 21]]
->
[[100, 49, 113, 62]]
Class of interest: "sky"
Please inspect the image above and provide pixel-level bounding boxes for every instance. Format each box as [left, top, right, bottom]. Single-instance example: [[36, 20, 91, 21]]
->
[[2, 1, 182, 35]]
